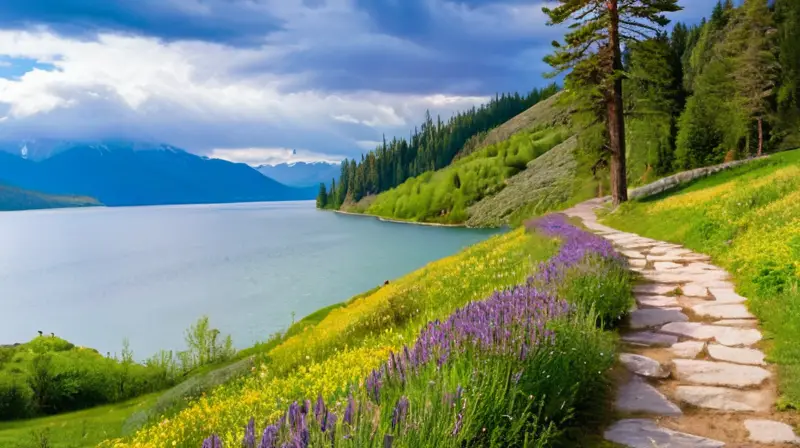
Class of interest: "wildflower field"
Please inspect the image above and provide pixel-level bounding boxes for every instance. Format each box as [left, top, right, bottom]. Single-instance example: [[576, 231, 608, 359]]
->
[[603, 148, 800, 407], [103, 214, 633, 447]]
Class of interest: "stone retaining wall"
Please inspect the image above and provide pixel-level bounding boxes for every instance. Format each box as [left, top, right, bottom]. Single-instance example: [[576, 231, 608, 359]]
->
[[628, 156, 768, 200]]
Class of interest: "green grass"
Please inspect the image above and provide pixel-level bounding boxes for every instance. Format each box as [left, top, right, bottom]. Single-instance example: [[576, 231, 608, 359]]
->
[[364, 126, 572, 224], [602, 148, 800, 407], [0, 393, 158, 448], [0, 184, 101, 211]]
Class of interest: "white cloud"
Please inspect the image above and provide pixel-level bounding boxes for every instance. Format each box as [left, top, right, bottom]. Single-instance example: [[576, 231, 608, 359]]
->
[[0, 29, 488, 156], [209, 147, 346, 166], [356, 140, 382, 150]]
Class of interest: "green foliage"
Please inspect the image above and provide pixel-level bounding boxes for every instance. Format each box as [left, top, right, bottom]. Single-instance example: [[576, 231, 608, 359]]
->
[[363, 127, 570, 224], [0, 184, 101, 212]]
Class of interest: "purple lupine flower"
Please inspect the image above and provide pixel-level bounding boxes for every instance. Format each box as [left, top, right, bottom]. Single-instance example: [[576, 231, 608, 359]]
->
[[203, 434, 223, 448], [259, 425, 279, 448], [452, 411, 463, 436], [343, 394, 356, 425], [391, 396, 409, 431], [242, 417, 256, 448], [314, 394, 326, 425]]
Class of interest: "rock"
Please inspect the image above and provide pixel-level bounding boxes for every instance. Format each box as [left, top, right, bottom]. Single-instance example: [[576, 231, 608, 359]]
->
[[707, 344, 765, 365], [654, 261, 683, 270], [660, 322, 762, 346], [640, 271, 686, 283], [623, 331, 679, 347], [619, 354, 670, 378], [630, 308, 689, 329], [604, 419, 724, 448], [691, 302, 755, 319], [670, 341, 706, 358], [676, 386, 772, 412], [744, 419, 800, 444], [681, 283, 709, 298], [634, 284, 680, 295], [629, 258, 647, 268], [712, 319, 758, 328], [708, 288, 747, 303], [672, 359, 771, 387], [621, 250, 646, 259], [616, 376, 681, 415], [636, 295, 680, 308]]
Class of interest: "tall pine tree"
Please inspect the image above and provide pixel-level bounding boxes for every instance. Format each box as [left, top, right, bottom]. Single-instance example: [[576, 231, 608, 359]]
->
[[543, 0, 681, 205]]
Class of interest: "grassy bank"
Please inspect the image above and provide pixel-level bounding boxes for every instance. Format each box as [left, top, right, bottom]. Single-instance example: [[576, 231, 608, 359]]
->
[[602, 149, 800, 407], [102, 214, 633, 447], [0, 393, 158, 448]]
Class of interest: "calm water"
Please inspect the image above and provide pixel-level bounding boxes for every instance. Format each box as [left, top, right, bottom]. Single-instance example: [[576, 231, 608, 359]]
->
[[0, 201, 497, 358]]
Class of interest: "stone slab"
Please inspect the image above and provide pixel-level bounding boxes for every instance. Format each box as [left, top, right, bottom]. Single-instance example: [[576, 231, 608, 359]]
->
[[616, 376, 681, 415], [636, 295, 680, 308], [692, 303, 755, 319], [744, 419, 800, 444], [660, 322, 762, 347], [670, 341, 706, 358], [621, 250, 646, 259], [629, 258, 647, 268], [634, 284, 680, 295], [681, 283, 709, 298], [620, 353, 670, 378], [654, 261, 683, 270], [630, 308, 689, 329], [676, 385, 773, 412], [604, 419, 724, 448], [673, 359, 771, 387], [707, 344, 765, 365], [709, 288, 747, 303], [712, 319, 758, 328], [623, 331, 679, 347]]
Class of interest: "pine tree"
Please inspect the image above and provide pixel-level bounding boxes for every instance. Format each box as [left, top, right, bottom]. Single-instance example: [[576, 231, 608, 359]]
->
[[316, 183, 328, 209], [543, 0, 681, 205], [728, 0, 778, 156]]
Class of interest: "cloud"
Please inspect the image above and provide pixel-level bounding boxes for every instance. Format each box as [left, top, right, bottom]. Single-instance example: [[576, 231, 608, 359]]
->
[[0, 0, 718, 163], [209, 147, 346, 166]]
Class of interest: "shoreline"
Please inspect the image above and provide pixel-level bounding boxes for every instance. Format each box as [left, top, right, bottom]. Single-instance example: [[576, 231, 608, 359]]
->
[[330, 209, 467, 228]]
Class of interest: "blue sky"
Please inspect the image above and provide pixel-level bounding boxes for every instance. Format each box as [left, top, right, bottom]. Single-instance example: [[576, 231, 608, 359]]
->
[[0, 0, 717, 165]]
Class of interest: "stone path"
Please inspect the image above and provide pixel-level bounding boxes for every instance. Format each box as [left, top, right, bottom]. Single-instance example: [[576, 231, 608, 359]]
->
[[564, 198, 800, 447]]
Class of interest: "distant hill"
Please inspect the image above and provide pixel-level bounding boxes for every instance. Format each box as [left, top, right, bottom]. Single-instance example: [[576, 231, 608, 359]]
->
[[0, 183, 101, 211], [257, 161, 341, 188], [0, 142, 317, 207]]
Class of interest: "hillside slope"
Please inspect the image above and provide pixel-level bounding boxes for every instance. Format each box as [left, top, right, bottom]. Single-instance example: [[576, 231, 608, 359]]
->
[[0, 183, 101, 211]]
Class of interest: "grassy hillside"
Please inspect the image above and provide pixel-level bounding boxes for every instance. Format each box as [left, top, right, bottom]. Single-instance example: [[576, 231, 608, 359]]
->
[[101, 219, 633, 447], [0, 183, 100, 211], [602, 149, 800, 407], [360, 125, 572, 224]]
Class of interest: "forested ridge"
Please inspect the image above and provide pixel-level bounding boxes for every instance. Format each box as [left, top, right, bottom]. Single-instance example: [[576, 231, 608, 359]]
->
[[318, 0, 800, 225], [315, 84, 560, 209]]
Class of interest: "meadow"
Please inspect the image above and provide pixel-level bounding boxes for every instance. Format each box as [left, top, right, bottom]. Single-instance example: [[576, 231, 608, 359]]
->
[[100, 214, 633, 447], [603, 148, 800, 407]]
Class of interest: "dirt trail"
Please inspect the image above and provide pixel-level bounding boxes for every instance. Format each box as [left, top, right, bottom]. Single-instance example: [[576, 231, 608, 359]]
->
[[564, 198, 800, 447]]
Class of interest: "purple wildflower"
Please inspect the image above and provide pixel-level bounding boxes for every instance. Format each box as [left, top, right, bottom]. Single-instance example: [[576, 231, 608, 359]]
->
[[452, 411, 463, 436], [314, 394, 326, 425], [258, 425, 278, 448], [391, 396, 409, 431], [242, 418, 256, 448], [202, 434, 223, 448], [343, 394, 356, 425]]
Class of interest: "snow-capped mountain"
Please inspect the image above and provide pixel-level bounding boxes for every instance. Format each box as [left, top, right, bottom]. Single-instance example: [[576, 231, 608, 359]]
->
[[257, 161, 341, 188]]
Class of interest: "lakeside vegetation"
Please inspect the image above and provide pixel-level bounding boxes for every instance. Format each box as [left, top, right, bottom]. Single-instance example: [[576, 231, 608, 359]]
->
[[603, 148, 800, 408], [0, 183, 101, 212]]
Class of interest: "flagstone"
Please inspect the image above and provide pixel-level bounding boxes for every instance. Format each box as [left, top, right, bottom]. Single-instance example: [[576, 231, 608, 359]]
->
[[672, 359, 771, 387]]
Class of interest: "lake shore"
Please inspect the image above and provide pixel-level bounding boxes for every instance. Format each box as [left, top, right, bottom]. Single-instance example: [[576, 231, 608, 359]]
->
[[331, 209, 467, 228]]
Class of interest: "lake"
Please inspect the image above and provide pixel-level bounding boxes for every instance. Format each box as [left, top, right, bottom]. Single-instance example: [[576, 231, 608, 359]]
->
[[0, 201, 498, 358]]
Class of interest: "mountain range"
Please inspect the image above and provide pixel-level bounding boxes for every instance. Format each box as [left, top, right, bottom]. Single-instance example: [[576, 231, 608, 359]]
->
[[256, 161, 341, 188], [0, 140, 318, 208]]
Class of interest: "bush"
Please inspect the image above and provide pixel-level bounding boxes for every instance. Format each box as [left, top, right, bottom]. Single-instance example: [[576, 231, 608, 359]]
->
[[0, 373, 34, 420]]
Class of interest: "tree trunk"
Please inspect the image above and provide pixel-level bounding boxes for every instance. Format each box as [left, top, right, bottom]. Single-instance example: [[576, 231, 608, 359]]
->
[[606, 0, 628, 206], [757, 117, 763, 157]]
